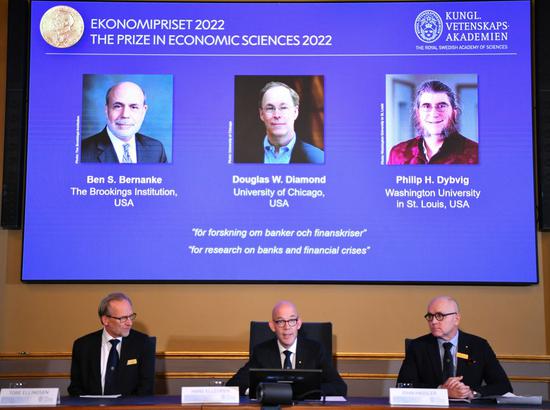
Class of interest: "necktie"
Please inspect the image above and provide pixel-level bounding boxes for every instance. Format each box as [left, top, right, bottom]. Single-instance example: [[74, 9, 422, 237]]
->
[[442, 342, 454, 381], [283, 350, 292, 369], [122, 143, 132, 163], [104, 339, 120, 395]]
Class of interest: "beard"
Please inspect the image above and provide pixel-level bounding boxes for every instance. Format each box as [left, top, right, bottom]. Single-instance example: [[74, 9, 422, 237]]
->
[[418, 124, 457, 139], [414, 112, 458, 139]]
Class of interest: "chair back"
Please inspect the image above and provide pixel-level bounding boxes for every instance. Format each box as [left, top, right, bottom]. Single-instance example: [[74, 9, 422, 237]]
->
[[404, 338, 412, 352], [149, 336, 157, 353]]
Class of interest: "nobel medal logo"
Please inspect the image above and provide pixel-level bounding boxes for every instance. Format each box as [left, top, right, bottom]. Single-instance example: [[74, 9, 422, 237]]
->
[[40, 6, 84, 48], [414, 10, 443, 43]]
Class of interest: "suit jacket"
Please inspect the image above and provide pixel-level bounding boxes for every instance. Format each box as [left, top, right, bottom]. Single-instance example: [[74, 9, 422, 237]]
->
[[226, 337, 347, 397], [81, 128, 167, 163], [397, 331, 512, 396], [236, 137, 324, 164], [68, 329, 155, 396], [288, 139, 324, 164]]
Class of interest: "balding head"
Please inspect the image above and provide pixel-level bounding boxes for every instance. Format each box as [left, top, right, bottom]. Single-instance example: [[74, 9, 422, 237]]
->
[[105, 81, 148, 141], [268, 300, 302, 348], [427, 296, 459, 313], [425, 296, 461, 341]]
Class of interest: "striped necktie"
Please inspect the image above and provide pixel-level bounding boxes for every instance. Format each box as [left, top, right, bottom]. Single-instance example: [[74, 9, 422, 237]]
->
[[122, 143, 132, 163]]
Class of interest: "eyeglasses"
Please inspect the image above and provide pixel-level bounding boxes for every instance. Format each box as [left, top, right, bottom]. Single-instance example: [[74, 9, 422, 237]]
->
[[419, 102, 450, 113], [424, 312, 457, 321], [262, 105, 291, 116], [107, 313, 137, 323], [273, 318, 299, 328]]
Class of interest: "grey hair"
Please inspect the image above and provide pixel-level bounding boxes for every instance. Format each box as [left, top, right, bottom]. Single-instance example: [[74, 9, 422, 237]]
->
[[413, 80, 460, 136], [98, 292, 133, 317], [105, 82, 147, 105], [428, 295, 460, 312], [259, 81, 300, 108]]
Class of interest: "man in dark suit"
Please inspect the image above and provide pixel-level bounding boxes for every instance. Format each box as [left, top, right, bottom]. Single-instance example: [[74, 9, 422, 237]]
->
[[226, 300, 347, 397], [81, 81, 167, 163], [68, 292, 155, 396], [236, 82, 324, 164], [397, 296, 512, 398]]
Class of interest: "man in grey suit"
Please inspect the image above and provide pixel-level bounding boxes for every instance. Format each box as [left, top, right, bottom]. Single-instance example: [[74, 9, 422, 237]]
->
[[81, 81, 167, 163], [226, 300, 346, 396]]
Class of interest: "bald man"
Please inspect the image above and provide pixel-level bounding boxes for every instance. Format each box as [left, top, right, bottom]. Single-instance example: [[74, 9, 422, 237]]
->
[[226, 300, 347, 397], [397, 296, 512, 398], [81, 81, 167, 163]]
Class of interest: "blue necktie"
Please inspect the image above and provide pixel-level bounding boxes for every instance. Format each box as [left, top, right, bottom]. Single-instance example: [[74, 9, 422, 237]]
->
[[283, 350, 292, 369], [104, 339, 120, 395]]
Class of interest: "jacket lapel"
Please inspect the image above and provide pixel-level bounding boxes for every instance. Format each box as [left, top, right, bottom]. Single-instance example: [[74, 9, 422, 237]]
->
[[91, 331, 103, 393], [456, 331, 470, 377], [428, 335, 444, 384], [295, 337, 306, 369], [96, 130, 118, 163], [135, 134, 143, 163], [267, 339, 283, 368], [117, 332, 134, 382]]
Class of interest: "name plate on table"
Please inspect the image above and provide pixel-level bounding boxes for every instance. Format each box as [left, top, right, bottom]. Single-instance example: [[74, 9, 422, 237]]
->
[[181, 386, 239, 404], [389, 388, 448, 406], [0, 388, 60, 406]]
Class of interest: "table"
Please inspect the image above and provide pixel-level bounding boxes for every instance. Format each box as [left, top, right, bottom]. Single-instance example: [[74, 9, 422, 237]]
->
[[0, 396, 546, 410]]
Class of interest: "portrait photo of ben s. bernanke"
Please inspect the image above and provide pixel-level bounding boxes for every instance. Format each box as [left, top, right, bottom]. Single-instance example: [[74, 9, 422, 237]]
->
[[80, 74, 173, 164], [233, 75, 325, 164], [385, 74, 479, 165]]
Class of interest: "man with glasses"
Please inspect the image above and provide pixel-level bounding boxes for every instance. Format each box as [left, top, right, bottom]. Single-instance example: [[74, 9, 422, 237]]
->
[[396, 296, 512, 398], [68, 292, 155, 396], [226, 300, 346, 396], [239, 81, 324, 164], [387, 80, 478, 164]]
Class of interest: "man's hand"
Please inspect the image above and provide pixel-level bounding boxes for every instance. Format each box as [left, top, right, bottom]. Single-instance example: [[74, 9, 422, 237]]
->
[[441, 376, 473, 399]]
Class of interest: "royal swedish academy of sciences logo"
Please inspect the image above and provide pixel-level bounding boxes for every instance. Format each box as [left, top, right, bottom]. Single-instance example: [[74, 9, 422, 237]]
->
[[414, 10, 443, 43]]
